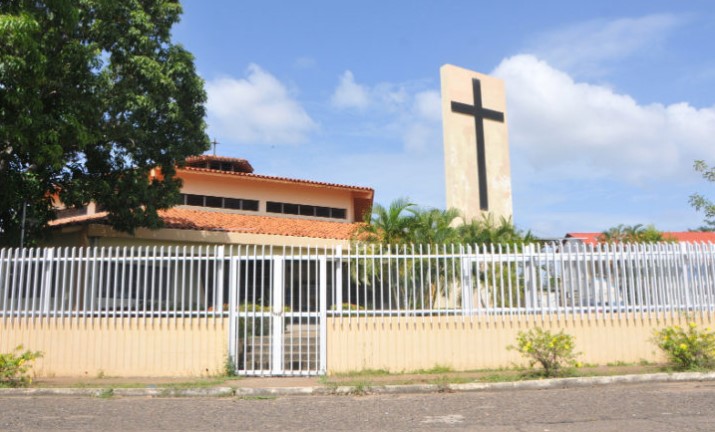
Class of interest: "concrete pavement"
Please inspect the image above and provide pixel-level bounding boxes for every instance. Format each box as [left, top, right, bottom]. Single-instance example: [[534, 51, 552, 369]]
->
[[1, 371, 715, 398], [2, 380, 715, 431]]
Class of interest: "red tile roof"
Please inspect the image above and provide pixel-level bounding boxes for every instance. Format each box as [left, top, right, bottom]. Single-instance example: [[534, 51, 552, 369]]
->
[[51, 208, 362, 240], [184, 155, 254, 173], [565, 232, 715, 245]]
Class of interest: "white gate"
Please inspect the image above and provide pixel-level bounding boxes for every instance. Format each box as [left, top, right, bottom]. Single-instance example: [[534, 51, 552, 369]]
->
[[227, 253, 327, 376]]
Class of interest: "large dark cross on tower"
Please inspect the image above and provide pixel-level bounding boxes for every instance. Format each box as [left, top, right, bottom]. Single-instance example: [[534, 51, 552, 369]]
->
[[450, 78, 505, 211]]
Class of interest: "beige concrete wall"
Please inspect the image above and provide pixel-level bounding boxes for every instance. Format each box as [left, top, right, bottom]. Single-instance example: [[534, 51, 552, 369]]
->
[[0, 318, 228, 377], [326, 313, 715, 373], [5, 313, 713, 377], [441, 64, 513, 222]]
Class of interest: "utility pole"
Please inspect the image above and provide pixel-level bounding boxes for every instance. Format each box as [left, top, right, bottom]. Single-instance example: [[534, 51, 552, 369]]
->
[[19, 164, 36, 248], [20, 201, 26, 249]]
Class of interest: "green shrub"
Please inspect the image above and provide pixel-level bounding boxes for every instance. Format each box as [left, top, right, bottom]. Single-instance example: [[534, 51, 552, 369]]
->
[[509, 328, 579, 377], [653, 322, 715, 370], [0, 345, 43, 387], [224, 354, 237, 377]]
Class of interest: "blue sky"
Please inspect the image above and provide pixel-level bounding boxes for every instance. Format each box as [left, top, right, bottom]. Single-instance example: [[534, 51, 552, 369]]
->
[[172, 0, 715, 238]]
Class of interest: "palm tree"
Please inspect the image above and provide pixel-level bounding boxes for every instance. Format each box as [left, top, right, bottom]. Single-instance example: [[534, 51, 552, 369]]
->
[[356, 197, 416, 244], [455, 214, 537, 308], [458, 214, 535, 247], [411, 207, 461, 245], [352, 201, 463, 310], [600, 224, 629, 243], [599, 224, 667, 243], [351, 200, 538, 311]]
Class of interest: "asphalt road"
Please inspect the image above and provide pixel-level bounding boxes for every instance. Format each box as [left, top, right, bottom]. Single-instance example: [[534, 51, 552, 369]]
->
[[1, 381, 714, 431]]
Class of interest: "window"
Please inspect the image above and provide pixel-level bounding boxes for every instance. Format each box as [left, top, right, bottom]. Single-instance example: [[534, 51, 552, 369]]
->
[[181, 194, 258, 212], [331, 208, 347, 219], [185, 194, 204, 206], [283, 203, 299, 215], [205, 195, 222, 208], [266, 201, 347, 220], [242, 200, 259, 211], [299, 206, 315, 216], [224, 198, 243, 210]]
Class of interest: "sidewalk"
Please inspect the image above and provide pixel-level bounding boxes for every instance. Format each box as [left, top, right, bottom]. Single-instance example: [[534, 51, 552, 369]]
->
[[2, 366, 715, 398], [32, 375, 322, 389]]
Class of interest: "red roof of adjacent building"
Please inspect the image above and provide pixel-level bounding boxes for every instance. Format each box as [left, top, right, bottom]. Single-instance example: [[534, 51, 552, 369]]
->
[[662, 231, 715, 243], [50, 208, 363, 240], [565, 232, 715, 245], [564, 233, 601, 245]]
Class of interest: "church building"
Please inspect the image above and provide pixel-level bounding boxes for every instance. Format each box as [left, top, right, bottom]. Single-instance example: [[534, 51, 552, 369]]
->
[[48, 155, 374, 248]]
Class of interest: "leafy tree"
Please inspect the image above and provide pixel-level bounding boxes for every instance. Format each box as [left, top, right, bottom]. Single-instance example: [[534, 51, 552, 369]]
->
[[0, 0, 210, 246], [690, 160, 715, 232]]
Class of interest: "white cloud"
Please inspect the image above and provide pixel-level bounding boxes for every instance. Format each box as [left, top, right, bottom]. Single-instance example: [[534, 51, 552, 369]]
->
[[529, 14, 684, 77], [412, 90, 441, 122], [492, 54, 715, 183], [402, 123, 434, 153], [330, 70, 443, 153], [206, 64, 317, 145], [401, 90, 442, 153], [330, 71, 370, 109], [330, 71, 438, 115]]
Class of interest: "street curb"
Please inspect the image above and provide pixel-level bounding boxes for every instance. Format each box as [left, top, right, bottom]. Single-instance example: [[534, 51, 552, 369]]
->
[[447, 371, 715, 392], [2, 372, 715, 398], [235, 372, 715, 397], [0, 386, 237, 398]]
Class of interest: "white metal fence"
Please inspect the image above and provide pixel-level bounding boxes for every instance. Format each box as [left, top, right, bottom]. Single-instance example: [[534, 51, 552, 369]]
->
[[337, 242, 715, 322], [0, 245, 230, 323], [2, 242, 715, 375]]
